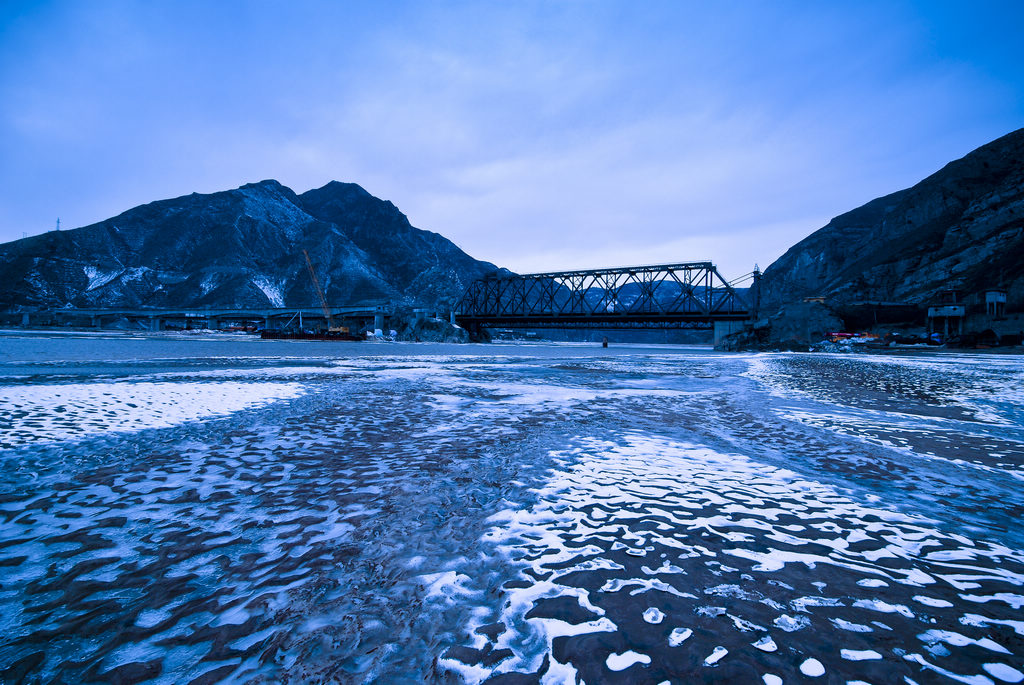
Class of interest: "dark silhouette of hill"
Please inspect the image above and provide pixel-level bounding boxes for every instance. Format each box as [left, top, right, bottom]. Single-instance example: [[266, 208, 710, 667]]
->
[[0, 180, 497, 310], [762, 128, 1024, 308]]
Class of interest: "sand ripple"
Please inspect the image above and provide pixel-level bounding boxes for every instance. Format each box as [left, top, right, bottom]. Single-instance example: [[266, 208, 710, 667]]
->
[[440, 435, 1024, 683]]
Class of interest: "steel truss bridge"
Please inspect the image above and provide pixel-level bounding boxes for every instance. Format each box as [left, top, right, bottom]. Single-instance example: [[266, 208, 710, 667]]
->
[[456, 262, 759, 333]]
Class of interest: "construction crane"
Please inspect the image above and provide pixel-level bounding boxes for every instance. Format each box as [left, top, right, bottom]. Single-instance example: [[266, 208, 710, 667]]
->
[[302, 249, 340, 332]]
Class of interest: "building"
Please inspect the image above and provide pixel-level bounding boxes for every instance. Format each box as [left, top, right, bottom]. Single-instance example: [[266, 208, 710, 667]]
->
[[927, 290, 965, 338], [984, 289, 1007, 318]]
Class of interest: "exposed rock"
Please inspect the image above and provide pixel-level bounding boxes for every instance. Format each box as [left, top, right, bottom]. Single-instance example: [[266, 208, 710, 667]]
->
[[761, 128, 1024, 309], [0, 180, 497, 311], [397, 316, 470, 343], [104, 316, 140, 330], [298, 182, 488, 311], [765, 301, 845, 343], [716, 301, 844, 351]]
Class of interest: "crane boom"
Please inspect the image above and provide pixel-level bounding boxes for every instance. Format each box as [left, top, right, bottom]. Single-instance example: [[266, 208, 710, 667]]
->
[[302, 249, 334, 331]]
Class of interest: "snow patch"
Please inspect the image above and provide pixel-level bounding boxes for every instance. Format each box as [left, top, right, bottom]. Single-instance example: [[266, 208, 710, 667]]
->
[[606, 650, 650, 671], [252, 276, 284, 307]]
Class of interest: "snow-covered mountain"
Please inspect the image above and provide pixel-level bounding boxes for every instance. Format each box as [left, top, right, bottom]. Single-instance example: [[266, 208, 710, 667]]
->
[[0, 180, 498, 310]]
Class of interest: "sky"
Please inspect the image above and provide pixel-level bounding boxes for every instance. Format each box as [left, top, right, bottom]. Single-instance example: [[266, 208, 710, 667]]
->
[[1, 1, 1022, 280]]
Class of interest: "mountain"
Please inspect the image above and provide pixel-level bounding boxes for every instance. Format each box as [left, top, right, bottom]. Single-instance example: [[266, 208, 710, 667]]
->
[[760, 128, 1024, 309], [0, 180, 498, 311]]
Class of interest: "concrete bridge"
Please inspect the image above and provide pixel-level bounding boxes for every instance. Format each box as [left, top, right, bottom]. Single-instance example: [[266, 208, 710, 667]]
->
[[13, 305, 390, 332], [456, 262, 759, 344]]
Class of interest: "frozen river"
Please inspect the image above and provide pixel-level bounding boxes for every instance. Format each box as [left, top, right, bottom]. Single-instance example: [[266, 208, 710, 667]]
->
[[1, 332, 1023, 684]]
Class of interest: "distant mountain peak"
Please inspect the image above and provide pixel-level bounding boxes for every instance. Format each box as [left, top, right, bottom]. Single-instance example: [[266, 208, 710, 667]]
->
[[301, 181, 390, 212], [316, 180, 371, 195], [240, 179, 286, 190], [235, 179, 300, 204]]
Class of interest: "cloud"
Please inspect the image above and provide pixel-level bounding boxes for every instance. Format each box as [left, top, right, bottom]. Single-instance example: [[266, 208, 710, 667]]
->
[[0, 0, 1020, 279]]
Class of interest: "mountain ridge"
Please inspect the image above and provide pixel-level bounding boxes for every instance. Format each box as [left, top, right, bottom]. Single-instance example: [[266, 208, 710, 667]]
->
[[0, 180, 498, 311], [4, 128, 1020, 324], [760, 127, 1024, 309]]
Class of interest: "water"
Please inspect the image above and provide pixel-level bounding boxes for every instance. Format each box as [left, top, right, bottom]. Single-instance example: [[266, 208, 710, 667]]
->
[[1, 331, 1022, 683]]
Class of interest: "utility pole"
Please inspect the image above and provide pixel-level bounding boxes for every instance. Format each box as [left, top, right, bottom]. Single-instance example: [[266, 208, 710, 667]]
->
[[752, 264, 762, 319]]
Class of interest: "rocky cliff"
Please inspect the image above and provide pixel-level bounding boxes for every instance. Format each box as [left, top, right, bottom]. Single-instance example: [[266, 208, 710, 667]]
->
[[0, 181, 497, 311], [761, 128, 1024, 309]]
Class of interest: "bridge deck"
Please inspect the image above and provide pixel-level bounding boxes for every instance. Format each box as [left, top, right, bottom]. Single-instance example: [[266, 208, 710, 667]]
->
[[38, 305, 386, 318]]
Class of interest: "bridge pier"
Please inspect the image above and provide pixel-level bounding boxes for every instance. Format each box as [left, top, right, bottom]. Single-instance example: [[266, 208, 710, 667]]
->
[[149, 317, 163, 332], [21, 313, 30, 327], [713, 320, 746, 346]]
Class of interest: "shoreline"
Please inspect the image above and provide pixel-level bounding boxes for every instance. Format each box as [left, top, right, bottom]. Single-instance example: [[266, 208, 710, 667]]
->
[[2, 326, 1021, 357]]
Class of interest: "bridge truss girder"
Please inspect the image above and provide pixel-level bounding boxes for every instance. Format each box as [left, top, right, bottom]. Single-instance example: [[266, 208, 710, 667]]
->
[[457, 262, 755, 329]]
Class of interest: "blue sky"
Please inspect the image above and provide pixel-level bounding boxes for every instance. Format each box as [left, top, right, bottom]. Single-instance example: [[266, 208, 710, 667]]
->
[[1, 1, 1022, 278]]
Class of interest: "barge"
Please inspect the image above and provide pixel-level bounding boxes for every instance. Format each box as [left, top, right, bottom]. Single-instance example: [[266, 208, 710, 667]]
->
[[260, 330, 362, 341]]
